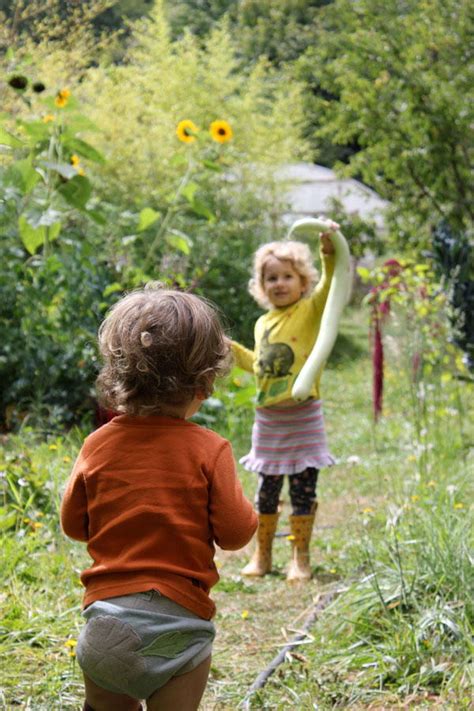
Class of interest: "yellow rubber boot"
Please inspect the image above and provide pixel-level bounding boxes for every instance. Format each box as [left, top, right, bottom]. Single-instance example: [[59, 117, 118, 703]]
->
[[286, 503, 317, 582], [241, 512, 279, 576]]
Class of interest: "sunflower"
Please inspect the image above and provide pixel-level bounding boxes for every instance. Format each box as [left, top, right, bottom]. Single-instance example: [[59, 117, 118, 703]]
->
[[55, 88, 71, 108], [209, 120, 233, 143], [176, 120, 199, 143]]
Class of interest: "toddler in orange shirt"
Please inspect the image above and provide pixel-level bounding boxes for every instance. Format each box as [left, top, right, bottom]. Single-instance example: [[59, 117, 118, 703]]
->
[[61, 284, 257, 711]]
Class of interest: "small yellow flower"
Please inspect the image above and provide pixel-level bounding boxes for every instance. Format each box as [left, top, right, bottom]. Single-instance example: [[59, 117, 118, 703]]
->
[[233, 378, 242, 387], [209, 120, 233, 143], [329, 568, 337, 574], [70, 154, 86, 176], [65, 639, 77, 648], [362, 507, 374, 514], [411, 495, 420, 503], [49, 444, 58, 451], [286, 534, 296, 541], [63, 456, 72, 463], [55, 88, 70, 108], [454, 502, 464, 509], [427, 480, 437, 488], [176, 120, 199, 143], [241, 610, 249, 620], [406, 454, 417, 463], [42, 114, 55, 123]]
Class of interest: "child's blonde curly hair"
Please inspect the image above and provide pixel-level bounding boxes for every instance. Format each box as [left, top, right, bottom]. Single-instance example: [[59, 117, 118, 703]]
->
[[249, 240, 319, 309], [96, 284, 231, 416]]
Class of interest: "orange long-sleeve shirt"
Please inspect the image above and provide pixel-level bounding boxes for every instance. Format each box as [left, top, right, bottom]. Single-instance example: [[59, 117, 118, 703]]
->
[[60, 415, 257, 619]]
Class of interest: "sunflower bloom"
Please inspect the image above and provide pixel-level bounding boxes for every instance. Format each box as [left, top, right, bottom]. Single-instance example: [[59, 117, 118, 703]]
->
[[176, 120, 199, 143], [55, 88, 71, 108], [209, 120, 233, 143]]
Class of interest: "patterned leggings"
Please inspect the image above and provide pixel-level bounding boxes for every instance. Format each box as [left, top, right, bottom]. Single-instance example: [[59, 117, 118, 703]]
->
[[255, 468, 319, 515]]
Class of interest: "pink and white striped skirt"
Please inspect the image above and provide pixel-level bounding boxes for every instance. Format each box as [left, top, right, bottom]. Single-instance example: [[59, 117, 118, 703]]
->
[[239, 399, 335, 476]]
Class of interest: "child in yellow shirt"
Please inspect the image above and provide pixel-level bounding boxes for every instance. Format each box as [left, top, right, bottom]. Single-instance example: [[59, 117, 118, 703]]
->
[[232, 222, 339, 581]]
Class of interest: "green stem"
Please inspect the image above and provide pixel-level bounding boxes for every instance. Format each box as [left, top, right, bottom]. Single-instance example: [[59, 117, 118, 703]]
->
[[143, 158, 194, 271]]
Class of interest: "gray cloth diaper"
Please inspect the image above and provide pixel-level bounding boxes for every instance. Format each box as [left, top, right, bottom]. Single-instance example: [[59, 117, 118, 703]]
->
[[76, 590, 215, 700]]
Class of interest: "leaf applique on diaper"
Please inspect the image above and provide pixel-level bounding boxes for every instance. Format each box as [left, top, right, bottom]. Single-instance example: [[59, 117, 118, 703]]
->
[[139, 630, 205, 658]]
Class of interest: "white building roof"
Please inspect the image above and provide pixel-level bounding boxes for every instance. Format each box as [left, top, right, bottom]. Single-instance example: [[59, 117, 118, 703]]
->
[[279, 163, 389, 228]]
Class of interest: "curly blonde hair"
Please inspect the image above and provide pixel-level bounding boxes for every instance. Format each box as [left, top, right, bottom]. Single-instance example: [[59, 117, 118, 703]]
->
[[96, 284, 231, 415], [249, 240, 319, 309]]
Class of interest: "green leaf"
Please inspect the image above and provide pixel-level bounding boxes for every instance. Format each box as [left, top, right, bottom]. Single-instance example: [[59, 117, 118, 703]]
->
[[0, 127, 23, 148], [18, 215, 62, 254], [9, 159, 40, 193], [137, 207, 160, 232], [86, 208, 107, 225], [139, 630, 209, 658], [202, 159, 222, 172], [191, 198, 215, 222], [64, 136, 106, 164], [18, 120, 50, 143], [165, 229, 193, 255], [181, 181, 199, 204], [18, 215, 45, 254], [58, 175, 92, 209]]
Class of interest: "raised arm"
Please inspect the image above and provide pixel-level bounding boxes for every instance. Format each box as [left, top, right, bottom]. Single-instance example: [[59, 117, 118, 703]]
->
[[288, 217, 351, 401]]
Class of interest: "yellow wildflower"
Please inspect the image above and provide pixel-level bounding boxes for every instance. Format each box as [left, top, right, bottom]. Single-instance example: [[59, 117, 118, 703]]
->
[[209, 120, 233, 143], [454, 502, 464, 509], [65, 638, 77, 656], [55, 88, 70, 108], [42, 114, 55, 123], [427, 480, 437, 488], [241, 610, 249, 620], [176, 120, 199, 143], [63, 456, 72, 463], [286, 534, 296, 541], [49, 444, 58, 451], [411, 495, 420, 503], [71, 154, 86, 176], [362, 507, 374, 514]]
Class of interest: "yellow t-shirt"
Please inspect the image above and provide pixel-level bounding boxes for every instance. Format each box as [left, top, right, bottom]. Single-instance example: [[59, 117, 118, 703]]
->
[[232, 254, 335, 407]]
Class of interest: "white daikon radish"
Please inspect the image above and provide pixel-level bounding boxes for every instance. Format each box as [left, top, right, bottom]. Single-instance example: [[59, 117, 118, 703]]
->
[[288, 217, 351, 401]]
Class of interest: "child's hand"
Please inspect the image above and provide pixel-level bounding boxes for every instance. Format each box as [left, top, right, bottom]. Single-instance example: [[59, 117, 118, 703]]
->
[[320, 220, 339, 254]]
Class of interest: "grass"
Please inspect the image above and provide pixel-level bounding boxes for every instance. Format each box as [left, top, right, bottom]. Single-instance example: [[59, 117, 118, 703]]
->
[[0, 307, 472, 709]]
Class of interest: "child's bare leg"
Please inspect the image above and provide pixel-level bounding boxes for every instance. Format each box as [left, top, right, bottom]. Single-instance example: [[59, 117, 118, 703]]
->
[[146, 654, 211, 711], [83, 674, 141, 711]]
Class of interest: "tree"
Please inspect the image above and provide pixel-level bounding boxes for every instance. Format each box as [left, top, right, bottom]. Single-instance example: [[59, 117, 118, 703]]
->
[[298, 0, 473, 246]]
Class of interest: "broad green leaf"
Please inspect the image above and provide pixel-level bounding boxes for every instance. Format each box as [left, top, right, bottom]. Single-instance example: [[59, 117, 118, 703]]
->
[[165, 230, 192, 255], [58, 175, 92, 209], [191, 198, 215, 222], [64, 136, 106, 164], [181, 181, 199, 203], [139, 630, 210, 658], [18, 215, 45, 254], [18, 215, 62, 254], [0, 127, 23, 148], [202, 159, 222, 172], [9, 159, 40, 193], [86, 208, 107, 225], [138, 207, 160, 232], [18, 120, 50, 143]]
